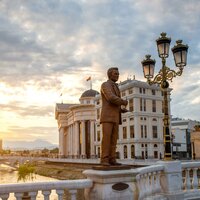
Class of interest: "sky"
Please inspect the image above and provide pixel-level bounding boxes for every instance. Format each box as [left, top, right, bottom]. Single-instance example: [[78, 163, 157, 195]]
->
[[0, 0, 200, 145]]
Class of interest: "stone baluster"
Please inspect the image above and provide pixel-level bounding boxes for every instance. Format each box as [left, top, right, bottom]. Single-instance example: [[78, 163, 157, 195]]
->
[[29, 191, 38, 200], [144, 173, 150, 197], [136, 174, 143, 200], [155, 171, 161, 193], [69, 190, 77, 200], [149, 172, 154, 195], [192, 168, 198, 190], [185, 168, 191, 190], [140, 174, 146, 199], [42, 190, 51, 200], [0, 193, 9, 200], [15, 192, 23, 200], [56, 189, 64, 200]]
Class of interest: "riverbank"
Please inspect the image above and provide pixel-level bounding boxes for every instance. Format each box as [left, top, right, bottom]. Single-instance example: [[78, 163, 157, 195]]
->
[[35, 162, 89, 200], [34, 162, 87, 180]]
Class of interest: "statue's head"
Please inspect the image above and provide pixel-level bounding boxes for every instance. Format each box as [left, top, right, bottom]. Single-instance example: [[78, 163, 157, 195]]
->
[[107, 67, 119, 82]]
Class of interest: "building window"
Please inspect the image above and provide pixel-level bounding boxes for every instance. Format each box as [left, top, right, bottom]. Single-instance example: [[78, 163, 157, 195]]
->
[[152, 89, 156, 95], [142, 151, 145, 159], [141, 125, 144, 138], [130, 125, 134, 138], [152, 100, 156, 112], [152, 126, 158, 138], [141, 125, 147, 138], [140, 98, 146, 111], [131, 145, 135, 158], [96, 100, 100, 105], [144, 125, 147, 138], [123, 119, 126, 122], [121, 90, 126, 97], [124, 145, 127, 159], [129, 88, 133, 94], [123, 127, 127, 139], [130, 117, 134, 121], [87, 100, 90, 104], [153, 118, 157, 121], [129, 99, 134, 112], [97, 131, 101, 141], [139, 88, 146, 94], [154, 151, 158, 158], [154, 144, 158, 148], [141, 144, 144, 147], [97, 147, 100, 158]]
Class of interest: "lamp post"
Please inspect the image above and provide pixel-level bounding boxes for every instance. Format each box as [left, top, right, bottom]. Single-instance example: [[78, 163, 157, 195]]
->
[[141, 32, 188, 160]]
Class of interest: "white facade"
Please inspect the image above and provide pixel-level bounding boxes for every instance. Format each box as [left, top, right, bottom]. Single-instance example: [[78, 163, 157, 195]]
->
[[55, 79, 170, 160]]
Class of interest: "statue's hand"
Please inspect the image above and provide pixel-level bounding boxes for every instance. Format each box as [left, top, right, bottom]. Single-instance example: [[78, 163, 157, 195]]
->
[[122, 100, 128, 106], [121, 108, 129, 113]]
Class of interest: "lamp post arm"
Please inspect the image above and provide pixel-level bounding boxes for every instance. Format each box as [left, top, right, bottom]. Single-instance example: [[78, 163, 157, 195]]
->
[[147, 66, 183, 86]]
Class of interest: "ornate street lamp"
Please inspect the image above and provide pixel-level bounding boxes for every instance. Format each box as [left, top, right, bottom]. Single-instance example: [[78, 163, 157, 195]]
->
[[141, 32, 188, 160]]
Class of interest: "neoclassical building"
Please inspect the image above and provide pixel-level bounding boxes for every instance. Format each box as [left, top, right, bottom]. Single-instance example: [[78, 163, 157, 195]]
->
[[55, 89, 99, 159], [55, 78, 170, 160]]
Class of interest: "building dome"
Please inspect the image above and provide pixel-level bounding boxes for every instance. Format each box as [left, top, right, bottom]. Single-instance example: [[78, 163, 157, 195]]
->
[[80, 89, 99, 98]]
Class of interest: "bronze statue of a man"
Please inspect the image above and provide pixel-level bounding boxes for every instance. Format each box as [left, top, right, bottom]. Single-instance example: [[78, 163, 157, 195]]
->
[[100, 67, 128, 166]]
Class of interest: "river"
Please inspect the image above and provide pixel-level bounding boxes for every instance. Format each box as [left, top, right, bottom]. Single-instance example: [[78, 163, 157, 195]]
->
[[0, 164, 58, 199]]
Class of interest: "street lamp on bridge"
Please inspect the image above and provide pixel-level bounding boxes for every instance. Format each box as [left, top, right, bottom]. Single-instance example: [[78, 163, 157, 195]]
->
[[141, 32, 188, 160]]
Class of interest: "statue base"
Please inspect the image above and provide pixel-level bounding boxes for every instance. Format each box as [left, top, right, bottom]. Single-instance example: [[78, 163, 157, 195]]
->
[[92, 165, 131, 171], [83, 167, 137, 200]]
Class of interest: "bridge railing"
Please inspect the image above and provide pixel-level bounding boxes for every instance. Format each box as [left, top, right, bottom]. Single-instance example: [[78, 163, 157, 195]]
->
[[135, 164, 164, 199], [0, 179, 92, 200], [181, 161, 200, 199]]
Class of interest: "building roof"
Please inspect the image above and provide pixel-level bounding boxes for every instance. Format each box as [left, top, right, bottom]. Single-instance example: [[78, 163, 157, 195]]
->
[[80, 89, 99, 98], [55, 103, 78, 119]]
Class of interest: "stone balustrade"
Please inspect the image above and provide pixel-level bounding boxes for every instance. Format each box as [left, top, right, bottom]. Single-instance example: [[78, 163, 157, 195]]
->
[[0, 179, 92, 200], [135, 165, 164, 199], [181, 161, 200, 199], [1, 161, 200, 199]]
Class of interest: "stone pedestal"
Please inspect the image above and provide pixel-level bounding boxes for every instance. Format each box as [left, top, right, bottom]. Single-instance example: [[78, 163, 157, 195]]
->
[[83, 168, 137, 200], [157, 160, 184, 200]]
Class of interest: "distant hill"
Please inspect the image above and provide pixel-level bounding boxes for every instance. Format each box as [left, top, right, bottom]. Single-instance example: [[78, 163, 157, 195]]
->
[[3, 139, 58, 150]]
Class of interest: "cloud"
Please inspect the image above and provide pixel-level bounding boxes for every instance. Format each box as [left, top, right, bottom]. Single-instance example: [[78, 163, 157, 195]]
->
[[0, 0, 200, 143], [0, 102, 54, 117]]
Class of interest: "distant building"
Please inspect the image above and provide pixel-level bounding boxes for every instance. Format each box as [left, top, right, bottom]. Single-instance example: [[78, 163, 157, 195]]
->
[[191, 125, 200, 160], [55, 79, 171, 160], [171, 118, 200, 159]]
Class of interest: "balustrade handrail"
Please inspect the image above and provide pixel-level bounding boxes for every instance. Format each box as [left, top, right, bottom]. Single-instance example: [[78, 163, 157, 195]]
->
[[181, 161, 200, 169], [136, 164, 164, 175], [0, 179, 93, 194]]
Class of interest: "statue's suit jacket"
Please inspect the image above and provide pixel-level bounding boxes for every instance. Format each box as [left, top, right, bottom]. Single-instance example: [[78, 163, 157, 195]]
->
[[100, 80, 124, 125]]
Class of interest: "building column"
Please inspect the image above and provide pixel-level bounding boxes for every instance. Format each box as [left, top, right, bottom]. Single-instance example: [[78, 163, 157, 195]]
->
[[81, 120, 86, 158], [90, 120, 95, 158], [59, 127, 65, 158], [74, 121, 80, 158], [70, 125, 74, 158], [67, 126, 70, 157]]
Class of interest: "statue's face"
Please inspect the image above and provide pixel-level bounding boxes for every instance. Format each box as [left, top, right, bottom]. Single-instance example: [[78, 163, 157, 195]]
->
[[110, 69, 119, 82]]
